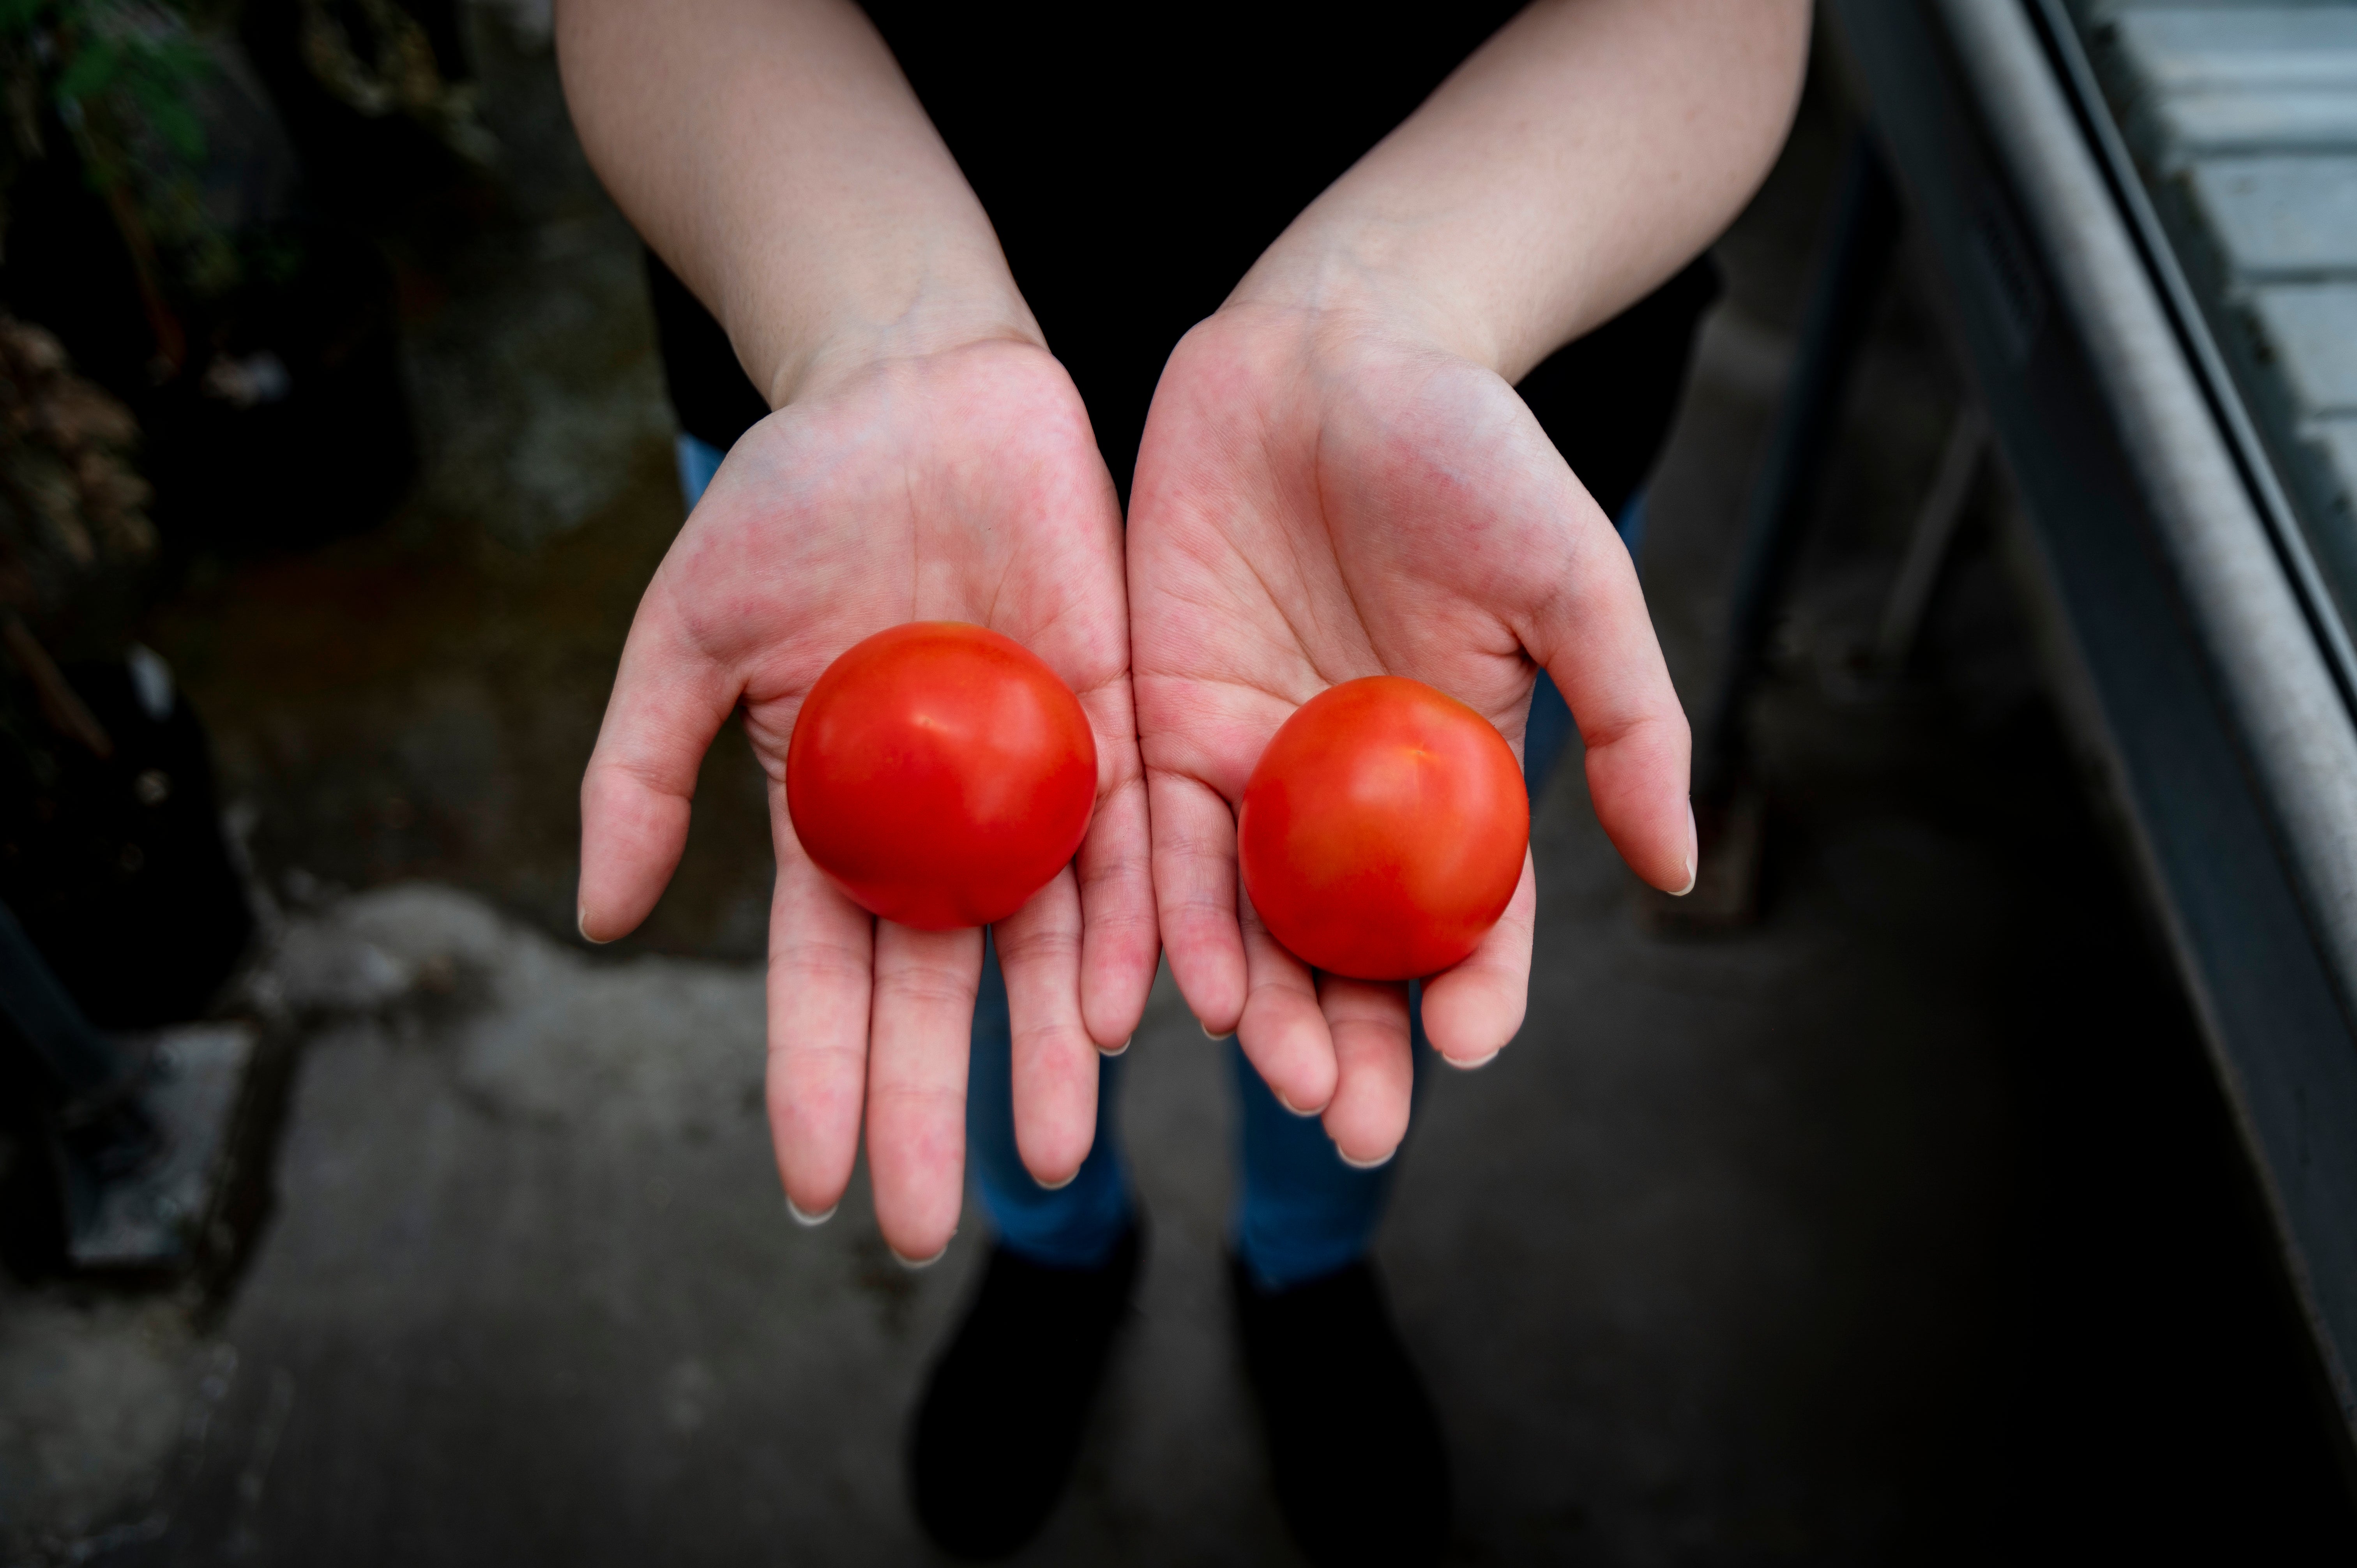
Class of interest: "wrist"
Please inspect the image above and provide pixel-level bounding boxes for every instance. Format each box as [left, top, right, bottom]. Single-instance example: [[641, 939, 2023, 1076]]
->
[[766, 266, 1046, 407], [1225, 220, 1501, 370]]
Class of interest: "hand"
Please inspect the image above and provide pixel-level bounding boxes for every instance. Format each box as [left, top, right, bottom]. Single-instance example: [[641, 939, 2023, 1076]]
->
[[1128, 297, 1695, 1167], [578, 338, 1154, 1261]]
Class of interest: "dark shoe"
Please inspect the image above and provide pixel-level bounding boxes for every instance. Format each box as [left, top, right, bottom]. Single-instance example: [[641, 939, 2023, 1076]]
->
[[910, 1222, 1143, 1558], [1232, 1255, 1451, 1567]]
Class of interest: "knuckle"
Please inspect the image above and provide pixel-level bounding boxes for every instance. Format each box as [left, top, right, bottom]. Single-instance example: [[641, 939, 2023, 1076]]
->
[[873, 967, 979, 1012], [998, 925, 1083, 968], [770, 932, 870, 988], [864, 1080, 963, 1121]]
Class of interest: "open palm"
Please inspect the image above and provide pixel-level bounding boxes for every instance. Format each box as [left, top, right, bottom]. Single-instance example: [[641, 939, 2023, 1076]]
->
[[579, 338, 1153, 1261], [1129, 304, 1694, 1166]]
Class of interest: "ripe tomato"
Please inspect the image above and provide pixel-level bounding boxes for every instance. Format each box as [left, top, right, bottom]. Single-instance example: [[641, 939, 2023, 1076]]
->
[[1238, 676, 1528, 981], [785, 622, 1097, 930]]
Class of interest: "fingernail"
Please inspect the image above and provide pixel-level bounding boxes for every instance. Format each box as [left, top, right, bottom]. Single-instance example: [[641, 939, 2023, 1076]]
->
[[1035, 1168, 1078, 1192], [1099, 1035, 1132, 1058], [1200, 1021, 1232, 1042], [891, 1241, 950, 1269], [577, 904, 613, 945], [1445, 1047, 1501, 1071], [786, 1197, 837, 1227], [1673, 801, 1699, 897], [1338, 1145, 1396, 1171], [1272, 1089, 1322, 1118]]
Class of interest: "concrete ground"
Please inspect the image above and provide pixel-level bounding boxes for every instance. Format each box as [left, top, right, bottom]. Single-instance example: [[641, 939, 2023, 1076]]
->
[[5, 16, 2355, 1567]]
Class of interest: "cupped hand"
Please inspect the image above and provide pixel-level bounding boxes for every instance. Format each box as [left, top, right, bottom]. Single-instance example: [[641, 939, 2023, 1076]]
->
[[1128, 301, 1695, 1167], [579, 338, 1154, 1261]]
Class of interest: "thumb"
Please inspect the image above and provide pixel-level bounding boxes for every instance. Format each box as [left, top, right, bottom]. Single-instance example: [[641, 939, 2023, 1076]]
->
[[1527, 494, 1695, 896]]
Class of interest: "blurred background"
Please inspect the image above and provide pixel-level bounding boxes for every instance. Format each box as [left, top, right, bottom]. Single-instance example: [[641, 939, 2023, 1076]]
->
[[2, 2, 2354, 1563]]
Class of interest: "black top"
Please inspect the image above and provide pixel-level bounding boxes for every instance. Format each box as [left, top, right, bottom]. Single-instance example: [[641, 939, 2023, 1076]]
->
[[649, 2, 1720, 516]]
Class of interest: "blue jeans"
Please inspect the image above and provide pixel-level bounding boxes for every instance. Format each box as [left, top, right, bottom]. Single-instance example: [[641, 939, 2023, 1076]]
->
[[677, 434, 1645, 1289]]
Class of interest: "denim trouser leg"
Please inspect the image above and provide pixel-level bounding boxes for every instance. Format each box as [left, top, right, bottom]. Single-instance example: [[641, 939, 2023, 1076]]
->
[[1230, 1013, 1436, 1291], [675, 433, 727, 512], [967, 931, 1136, 1268]]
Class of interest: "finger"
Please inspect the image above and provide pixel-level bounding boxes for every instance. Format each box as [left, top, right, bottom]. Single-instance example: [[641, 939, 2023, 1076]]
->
[[1419, 851, 1535, 1067], [1077, 767, 1158, 1051], [996, 867, 1099, 1187], [765, 788, 875, 1222], [1530, 496, 1696, 895], [1233, 892, 1338, 1116], [1317, 975, 1415, 1167], [864, 921, 984, 1263], [578, 583, 740, 941], [1149, 770, 1249, 1035]]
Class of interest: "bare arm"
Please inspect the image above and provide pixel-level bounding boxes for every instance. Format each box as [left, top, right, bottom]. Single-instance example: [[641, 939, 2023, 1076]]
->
[[555, 0, 1037, 404], [1130, 0, 1811, 1160], [557, 0, 1154, 1261], [1239, 0, 1810, 380]]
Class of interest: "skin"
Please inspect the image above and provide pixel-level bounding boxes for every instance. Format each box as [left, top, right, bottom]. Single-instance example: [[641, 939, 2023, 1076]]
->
[[558, 0, 1151, 1261], [1133, 0, 1812, 1162], [556, 0, 1810, 1257]]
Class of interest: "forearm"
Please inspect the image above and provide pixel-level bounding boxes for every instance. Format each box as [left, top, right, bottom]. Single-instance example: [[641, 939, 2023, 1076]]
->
[[1233, 0, 1810, 380], [555, 0, 1036, 406]]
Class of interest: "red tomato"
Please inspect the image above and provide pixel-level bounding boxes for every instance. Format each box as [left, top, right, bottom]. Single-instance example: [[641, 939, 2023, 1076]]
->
[[1238, 676, 1528, 981], [785, 622, 1097, 930]]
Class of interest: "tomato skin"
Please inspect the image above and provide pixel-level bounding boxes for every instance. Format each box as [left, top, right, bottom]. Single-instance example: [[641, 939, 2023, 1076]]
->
[[785, 622, 1097, 931], [1238, 676, 1528, 982]]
